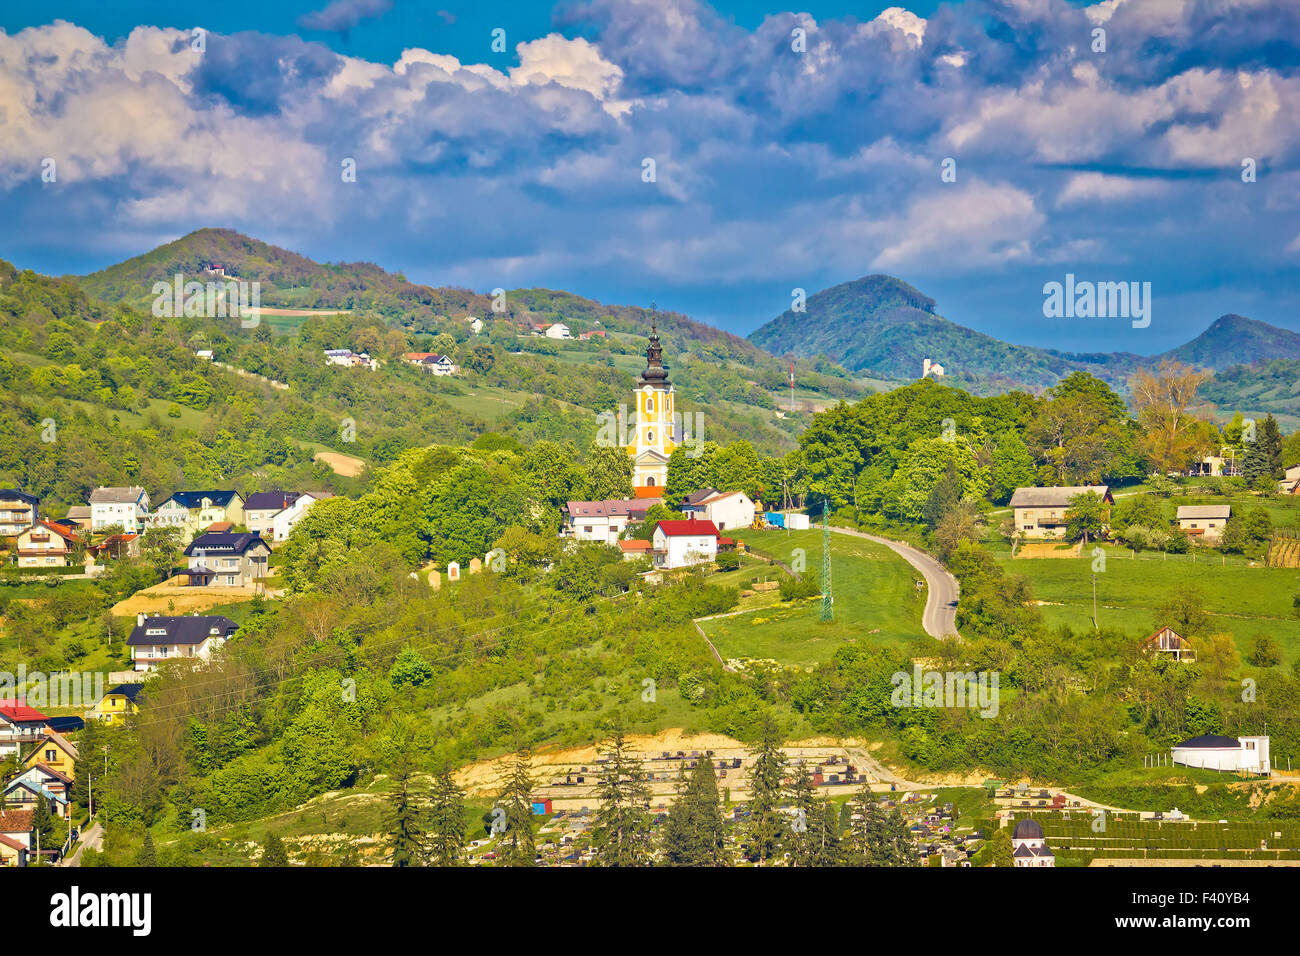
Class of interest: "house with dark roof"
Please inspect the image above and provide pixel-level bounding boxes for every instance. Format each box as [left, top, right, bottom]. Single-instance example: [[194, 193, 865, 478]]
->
[[181, 531, 270, 587], [89, 683, 144, 725], [403, 352, 458, 376], [127, 614, 239, 672], [4, 764, 73, 819], [1010, 818, 1055, 867], [243, 491, 332, 542], [1172, 734, 1270, 774], [0, 489, 39, 537], [1010, 485, 1113, 539], [152, 490, 244, 535]]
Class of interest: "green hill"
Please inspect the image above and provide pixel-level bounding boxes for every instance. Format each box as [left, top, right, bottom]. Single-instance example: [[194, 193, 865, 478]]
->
[[748, 274, 1300, 394]]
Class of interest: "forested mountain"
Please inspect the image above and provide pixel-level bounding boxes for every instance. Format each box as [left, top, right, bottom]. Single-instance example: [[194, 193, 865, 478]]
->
[[749, 274, 1300, 394]]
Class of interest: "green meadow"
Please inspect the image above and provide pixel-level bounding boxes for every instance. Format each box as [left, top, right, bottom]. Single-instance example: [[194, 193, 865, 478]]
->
[[701, 527, 928, 669]]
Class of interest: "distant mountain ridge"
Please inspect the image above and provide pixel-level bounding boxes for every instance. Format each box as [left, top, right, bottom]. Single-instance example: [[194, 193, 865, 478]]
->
[[748, 275, 1300, 392]]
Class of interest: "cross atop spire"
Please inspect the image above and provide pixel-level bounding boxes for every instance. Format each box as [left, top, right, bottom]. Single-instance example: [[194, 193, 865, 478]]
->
[[639, 309, 669, 387]]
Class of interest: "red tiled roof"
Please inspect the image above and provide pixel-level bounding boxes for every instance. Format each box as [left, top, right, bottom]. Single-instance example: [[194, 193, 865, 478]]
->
[[0, 703, 48, 724], [0, 809, 33, 833], [618, 540, 652, 551], [0, 833, 26, 852], [654, 520, 720, 537]]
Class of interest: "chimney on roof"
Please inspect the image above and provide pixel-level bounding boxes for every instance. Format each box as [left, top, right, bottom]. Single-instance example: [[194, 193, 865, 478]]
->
[[137, 612, 145, 627]]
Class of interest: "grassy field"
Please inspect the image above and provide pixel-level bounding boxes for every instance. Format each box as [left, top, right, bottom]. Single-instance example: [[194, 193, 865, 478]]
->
[[700, 528, 928, 668], [993, 540, 1300, 663]]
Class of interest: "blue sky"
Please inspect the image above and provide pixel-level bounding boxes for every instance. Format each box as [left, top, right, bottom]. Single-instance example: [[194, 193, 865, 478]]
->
[[1, 0, 1298, 354]]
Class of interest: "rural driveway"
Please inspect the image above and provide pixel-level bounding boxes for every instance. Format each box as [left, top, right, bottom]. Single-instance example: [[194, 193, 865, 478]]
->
[[828, 526, 961, 640], [61, 821, 103, 866]]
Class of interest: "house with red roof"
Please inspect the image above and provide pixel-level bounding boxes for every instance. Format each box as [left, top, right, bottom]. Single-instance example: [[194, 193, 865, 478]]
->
[[0, 703, 49, 758], [651, 519, 720, 570], [0, 809, 33, 866], [15, 520, 79, 568]]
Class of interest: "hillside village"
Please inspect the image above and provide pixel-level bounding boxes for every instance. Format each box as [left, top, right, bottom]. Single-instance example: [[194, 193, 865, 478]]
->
[[4, 297, 1300, 871]]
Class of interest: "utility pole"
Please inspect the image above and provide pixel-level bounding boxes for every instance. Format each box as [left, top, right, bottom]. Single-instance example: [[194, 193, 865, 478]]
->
[[1092, 573, 1098, 630], [819, 500, 833, 622]]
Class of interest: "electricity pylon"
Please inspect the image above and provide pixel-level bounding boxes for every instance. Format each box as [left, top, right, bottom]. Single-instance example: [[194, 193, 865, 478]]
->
[[819, 499, 833, 622]]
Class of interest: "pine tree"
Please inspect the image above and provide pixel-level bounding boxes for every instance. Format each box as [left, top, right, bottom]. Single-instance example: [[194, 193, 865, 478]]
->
[[385, 752, 428, 867], [261, 833, 290, 866], [662, 755, 728, 866], [428, 766, 467, 867], [71, 719, 98, 813], [842, 784, 915, 866], [1262, 414, 1284, 479], [495, 747, 537, 867], [591, 726, 653, 866], [807, 800, 842, 867], [744, 715, 787, 864], [785, 764, 818, 866], [135, 829, 157, 867], [989, 826, 1014, 867], [1243, 438, 1270, 485]]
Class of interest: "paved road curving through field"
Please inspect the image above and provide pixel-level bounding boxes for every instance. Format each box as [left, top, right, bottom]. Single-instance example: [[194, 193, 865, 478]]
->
[[827, 525, 961, 640]]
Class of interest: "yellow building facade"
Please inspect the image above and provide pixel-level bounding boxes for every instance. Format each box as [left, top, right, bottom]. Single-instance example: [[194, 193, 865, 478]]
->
[[625, 319, 676, 496]]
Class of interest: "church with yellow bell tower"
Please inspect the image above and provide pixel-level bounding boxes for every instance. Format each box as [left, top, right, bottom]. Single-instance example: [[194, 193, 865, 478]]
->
[[627, 317, 677, 497]]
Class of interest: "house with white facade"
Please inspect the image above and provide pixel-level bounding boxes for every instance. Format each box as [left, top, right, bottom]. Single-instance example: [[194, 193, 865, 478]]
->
[[540, 322, 571, 339], [0, 703, 48, 759], [324, 348, 378, 369], [563, 499, 661, 545], [243, 491, 331, 542], [0, 490, 39, 537], [701, 491, 757, 532], [88, 486, 150, 533], [1176, 504, 1230, 541], [126, 614, 239, 672], [1171, 734, 1270, 774], [1009, 485, 1112, 539], [467, 317, 484, 334], [651, 519, 720, 570], [403, 352, 459, 376]]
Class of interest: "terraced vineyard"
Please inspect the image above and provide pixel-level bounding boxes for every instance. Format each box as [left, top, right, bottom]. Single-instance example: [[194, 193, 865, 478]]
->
[[1020, 813, 1300, 862], [1267, 532, 1300, 568]]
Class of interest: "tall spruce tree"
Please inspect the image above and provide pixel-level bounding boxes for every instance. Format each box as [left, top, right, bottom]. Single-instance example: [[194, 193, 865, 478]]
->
[[385, 752, 428, 867], [428, 766, 467, 867], [496, 747, 537, 866], [744, 714, 787, 864], [662, 755, 728, 866], [70, 719, 98, 813], [591, 726, 653, 866], [135, 829, 157, 867], [1262, 414, 1284, 479], [785, 764, 818, 866], [807, 800, 842, 867], [843, 783, 916, 866]]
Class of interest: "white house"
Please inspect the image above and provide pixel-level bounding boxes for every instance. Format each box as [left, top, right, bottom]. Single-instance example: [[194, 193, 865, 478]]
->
[[324, 348, 378, 369], [1176, 504, 1230, 542], [467, 317, 484, 335], [89, 486, 150, 533], [403, 352, 458, 376], [563, 499, 660, 545], [1171, 734, 1270, 774], [0, 703, 48, 759], [651, 519, 720, 570], [542, 322, 571, 340], [701, 491, 756, 532], [126, 614, 239, 672], [1010, 818, 1055, 868], [244, 491, 330, 542], [922, 358, 945, 378]]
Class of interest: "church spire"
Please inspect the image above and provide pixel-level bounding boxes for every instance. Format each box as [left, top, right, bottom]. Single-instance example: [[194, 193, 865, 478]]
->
[[639, 307, 669, 387]]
